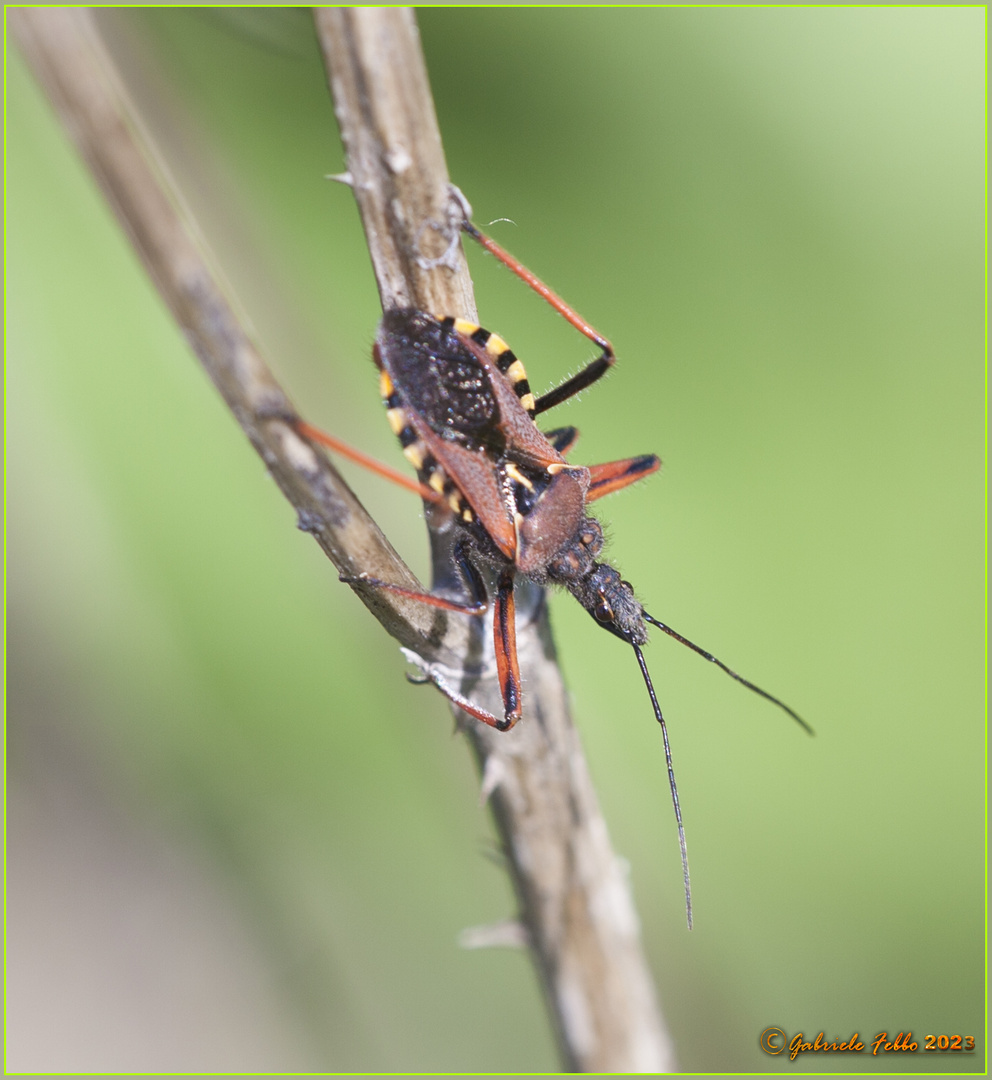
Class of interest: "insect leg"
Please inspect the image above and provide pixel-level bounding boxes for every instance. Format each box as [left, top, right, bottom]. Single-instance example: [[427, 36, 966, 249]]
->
[[531, 358, 615, 416], [340, 539, 488, 617], [415, 665, 518, 731], [295, 419, 445, 505], [394, 564, 522, 732], [461, 222, 615, 415], [541, 426, 580, 455], [340, 575, 487, 616], [492, 568, 522, 730], [586, 454, 661, 501]]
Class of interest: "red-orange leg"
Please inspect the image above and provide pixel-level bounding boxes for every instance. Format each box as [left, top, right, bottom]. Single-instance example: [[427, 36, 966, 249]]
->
[[461, 222, 615, 415], [492, 568, 522, 729], [587, 454, 661, 501], [295, 419, 445, 505], [344, 557, 523, 731], [418, 666, 519, 731], [339, 574, 487, 617], [411, 568, 521, 731], [340, 537, 488, 616], [341, 539, 522, 729]]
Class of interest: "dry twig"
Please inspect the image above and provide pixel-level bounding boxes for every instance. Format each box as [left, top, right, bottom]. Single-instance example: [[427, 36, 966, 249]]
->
[[13, 6, 675, 1071]]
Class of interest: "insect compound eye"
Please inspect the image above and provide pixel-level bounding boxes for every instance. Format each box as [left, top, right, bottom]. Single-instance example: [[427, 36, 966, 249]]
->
[[594, 595, 614, 623]]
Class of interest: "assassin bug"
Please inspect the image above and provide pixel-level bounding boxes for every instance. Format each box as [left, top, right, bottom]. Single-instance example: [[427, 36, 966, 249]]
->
[[299, 220, 811, 928]]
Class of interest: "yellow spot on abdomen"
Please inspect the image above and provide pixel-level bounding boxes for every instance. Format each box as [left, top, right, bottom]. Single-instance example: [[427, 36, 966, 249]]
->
[[484, 333, 510, 358], [403, 443, 426, 470], [504, 359, 526, 384]]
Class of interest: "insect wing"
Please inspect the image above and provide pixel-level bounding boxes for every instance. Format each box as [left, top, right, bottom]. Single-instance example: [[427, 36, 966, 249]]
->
[[376, 310, 503, 450], [452, 329, 570, 473], [402, 406, 517, 560]]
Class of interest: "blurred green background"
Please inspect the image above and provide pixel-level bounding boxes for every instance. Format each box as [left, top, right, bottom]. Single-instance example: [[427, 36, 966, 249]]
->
[[7, 7, 985, 1073]]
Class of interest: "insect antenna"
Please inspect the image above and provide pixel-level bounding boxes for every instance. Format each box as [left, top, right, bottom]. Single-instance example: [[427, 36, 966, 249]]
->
[[632, 642, 693, 930], [643, 612, 814, 736]]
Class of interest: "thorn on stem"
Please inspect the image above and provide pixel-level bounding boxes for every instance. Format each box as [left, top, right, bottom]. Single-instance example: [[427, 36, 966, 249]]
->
[[479, 753, 507, 806], [458, 919, 529, 950]]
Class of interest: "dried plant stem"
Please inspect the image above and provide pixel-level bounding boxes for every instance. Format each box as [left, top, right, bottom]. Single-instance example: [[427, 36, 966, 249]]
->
[[13, 5, 675, 1071], [316, 9, 674, 1072]]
